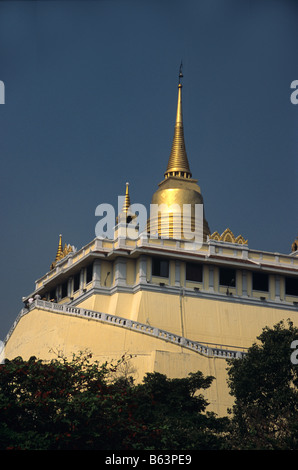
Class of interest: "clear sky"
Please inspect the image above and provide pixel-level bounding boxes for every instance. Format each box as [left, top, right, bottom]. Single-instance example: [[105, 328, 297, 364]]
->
[[0, 0, 297, 340]]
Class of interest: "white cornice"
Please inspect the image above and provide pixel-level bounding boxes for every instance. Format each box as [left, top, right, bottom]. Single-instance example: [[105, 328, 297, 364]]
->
[[28, 235, 298, 302]]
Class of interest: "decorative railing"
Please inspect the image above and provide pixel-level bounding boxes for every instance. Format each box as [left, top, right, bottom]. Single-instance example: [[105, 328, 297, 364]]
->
[[6, 300, 247, 360]]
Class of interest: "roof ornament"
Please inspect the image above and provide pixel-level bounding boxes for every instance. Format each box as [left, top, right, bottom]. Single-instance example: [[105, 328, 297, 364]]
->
[[50, 234, 74, 270], [117, 182, 136, 225]]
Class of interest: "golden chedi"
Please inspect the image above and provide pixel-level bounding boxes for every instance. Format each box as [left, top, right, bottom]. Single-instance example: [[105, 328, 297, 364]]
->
[[148, 69, 210, 242]]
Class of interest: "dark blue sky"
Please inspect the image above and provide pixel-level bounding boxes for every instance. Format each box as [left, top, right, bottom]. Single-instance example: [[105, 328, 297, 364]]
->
[[0, 0, 297, 340]]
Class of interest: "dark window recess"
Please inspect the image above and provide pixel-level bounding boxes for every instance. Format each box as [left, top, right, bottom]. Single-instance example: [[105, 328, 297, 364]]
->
[[252, 272, 269, 292], [152, 258, 169, 277], [219, 267, 236, 287], [49, 289, 56, 301], [186, 262, 203, 282], [61, 281, 68, 298], [86, 263, 93, 284], [286, 276, 298, 296], [73, 272, 80, 292]]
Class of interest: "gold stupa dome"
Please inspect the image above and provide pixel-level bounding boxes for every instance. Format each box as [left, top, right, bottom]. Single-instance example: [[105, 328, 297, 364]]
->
[[148, 66, 210, 241]]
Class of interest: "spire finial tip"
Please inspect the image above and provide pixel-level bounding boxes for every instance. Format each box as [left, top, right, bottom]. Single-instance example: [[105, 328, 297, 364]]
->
[[178, 61, 183, 85]]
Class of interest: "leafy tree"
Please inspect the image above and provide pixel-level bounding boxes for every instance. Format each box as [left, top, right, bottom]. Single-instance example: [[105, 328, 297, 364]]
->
[[128, 371, 229, 450], [0, 351, 228, 450], [226, 319, 298, 450]]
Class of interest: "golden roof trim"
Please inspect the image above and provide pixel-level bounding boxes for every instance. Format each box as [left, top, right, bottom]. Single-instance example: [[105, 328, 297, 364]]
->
[[209, 228, 248, 245]]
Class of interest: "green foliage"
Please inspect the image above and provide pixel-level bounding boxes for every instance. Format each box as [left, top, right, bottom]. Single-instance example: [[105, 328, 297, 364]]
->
[[0, 351, 227, 450], [126, 371, 228, 450], [1, 319, 297, 450], [226, 319, 298, 450]]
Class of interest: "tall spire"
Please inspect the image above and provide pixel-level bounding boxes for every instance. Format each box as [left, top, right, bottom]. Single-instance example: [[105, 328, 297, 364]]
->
[[50, 234, 74, 270], [50, 234, 63, 270], [55, 234, 63, 261], [117, 182, 134, 224], [123, 182, 131, 215], [164, 64, 192, 180]]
